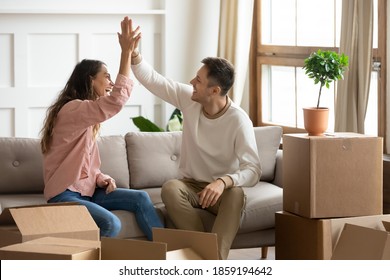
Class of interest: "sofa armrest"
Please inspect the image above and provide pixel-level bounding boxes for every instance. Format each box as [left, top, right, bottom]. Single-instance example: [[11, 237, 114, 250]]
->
[[271, 149, 283, 188]]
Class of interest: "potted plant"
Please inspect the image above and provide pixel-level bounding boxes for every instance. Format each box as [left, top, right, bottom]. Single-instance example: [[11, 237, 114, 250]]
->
[[131, 108, 183, 132], [302, 49, 348, 136]]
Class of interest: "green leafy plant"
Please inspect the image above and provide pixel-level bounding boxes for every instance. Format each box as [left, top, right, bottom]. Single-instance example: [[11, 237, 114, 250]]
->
[[131, 108, 183, 132], [165, 108, 183, 131], [303, 49, 349, 109], [131, 116, 164, 132]]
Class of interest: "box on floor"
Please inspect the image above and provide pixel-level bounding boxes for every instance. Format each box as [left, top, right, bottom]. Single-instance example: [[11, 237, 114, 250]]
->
[[0, 228, 219, 260], [0, 237, 100, 260], [283, 133, 383, 218], [0, 203, 218, 260], [0, 203, 100, 248], [275, 211, 390, 260], [102, 228, 219, 260], [331, 221, 390, 260]]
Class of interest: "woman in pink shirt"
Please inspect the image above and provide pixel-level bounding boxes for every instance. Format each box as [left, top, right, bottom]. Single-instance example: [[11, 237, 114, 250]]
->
[[40, 17, 163, 240]]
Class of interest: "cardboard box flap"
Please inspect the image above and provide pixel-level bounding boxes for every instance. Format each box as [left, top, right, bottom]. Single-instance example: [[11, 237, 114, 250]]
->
[[167, 248, 203, 260], [329, 215, 390, 250], [9, 205, 98, 236], [101, 237, 167, 260], [331, 223, 390, 260], [1, 243, 94, 255], [383, 221, 390, 232], [0, 204, 99, 249], [0, 237, 100, 260], [0, 202, 79, 225], [26, 236, 100, 248], [153, 228, 219, 260], [276, 212, 390, 260]]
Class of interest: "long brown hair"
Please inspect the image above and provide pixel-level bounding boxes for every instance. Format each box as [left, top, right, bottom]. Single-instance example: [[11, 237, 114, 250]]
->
[[40, 59, 105, 153]]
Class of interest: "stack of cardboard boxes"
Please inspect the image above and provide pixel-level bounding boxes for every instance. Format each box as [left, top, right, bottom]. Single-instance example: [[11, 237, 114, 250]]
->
[[276, 133, 390, 259], [0, 204, 219, 260]]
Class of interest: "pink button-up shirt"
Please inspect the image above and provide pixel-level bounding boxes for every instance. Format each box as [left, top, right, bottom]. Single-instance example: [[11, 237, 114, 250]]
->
[[43, 74, 133, 201]]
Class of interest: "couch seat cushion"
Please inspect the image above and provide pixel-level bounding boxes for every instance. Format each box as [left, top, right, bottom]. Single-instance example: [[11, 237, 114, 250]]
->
[[112, 210, 145, 239], [143, 187, 163, 205], [0, 194, 47, 212], [239, 182, 283, 233]]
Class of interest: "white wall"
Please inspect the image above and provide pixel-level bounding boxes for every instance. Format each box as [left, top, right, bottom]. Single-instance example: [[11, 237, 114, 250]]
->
[[0, 0, 221, 137], [165, 0, 220, 82], [164, 0, 220, 121]]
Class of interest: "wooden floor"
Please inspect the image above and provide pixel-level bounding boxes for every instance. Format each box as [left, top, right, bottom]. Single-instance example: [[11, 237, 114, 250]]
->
[[227, 246, 275, 260]]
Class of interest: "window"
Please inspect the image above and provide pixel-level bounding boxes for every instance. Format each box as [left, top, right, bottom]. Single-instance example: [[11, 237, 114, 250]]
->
[[250, 0, 386, 139]]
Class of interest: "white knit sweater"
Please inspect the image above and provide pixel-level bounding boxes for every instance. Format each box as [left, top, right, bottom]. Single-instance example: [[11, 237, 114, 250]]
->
[[132, 60, 262, 187]]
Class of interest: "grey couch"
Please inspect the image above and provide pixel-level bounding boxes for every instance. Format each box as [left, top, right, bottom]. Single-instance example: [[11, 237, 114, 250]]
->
[[0, 126, 283, 259]]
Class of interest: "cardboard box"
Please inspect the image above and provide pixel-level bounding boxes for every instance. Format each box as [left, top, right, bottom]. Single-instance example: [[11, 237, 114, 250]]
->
[[101, 228, 219, 260], [275, 211, 390, 260], [283, 133, 383, 218], [0, 237, 100, 260], [331, 222, 390, 260], [383, 154, 390, 214], [0, 203, 99, 248]]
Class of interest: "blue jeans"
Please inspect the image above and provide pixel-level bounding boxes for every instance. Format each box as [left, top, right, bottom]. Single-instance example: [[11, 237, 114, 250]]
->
[[48, 188, 164, 240]]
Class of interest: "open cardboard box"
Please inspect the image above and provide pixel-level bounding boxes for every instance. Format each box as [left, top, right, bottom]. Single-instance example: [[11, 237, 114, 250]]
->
[[0, 203, 99, 248], [275, 211, 390, 260], [101, 228, 219, 260], [0, 236, 100, 260], [331, 221, 390, 260], [0, 204, 218, 260]]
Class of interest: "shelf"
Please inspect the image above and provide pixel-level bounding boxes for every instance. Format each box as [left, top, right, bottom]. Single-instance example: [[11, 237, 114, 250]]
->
[[0, 9, 166, 15]]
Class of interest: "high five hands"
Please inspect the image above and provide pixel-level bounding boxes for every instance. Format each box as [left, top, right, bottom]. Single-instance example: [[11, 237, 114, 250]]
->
[[117, 16, 141, 54]]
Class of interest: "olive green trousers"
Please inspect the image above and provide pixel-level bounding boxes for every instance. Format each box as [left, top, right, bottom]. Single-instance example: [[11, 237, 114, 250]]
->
[[161, 178, 245, 260]]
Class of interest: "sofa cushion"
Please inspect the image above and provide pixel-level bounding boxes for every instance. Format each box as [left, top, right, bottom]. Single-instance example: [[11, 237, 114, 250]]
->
[[97, 135, 129, 188], [0, 194, 47, 212], [113, 188, 166, 239], [112, 210, 146, 238], [254, 126, 282, 182], [125, 132, 182, 189], [174, 182, 283, 234], [0, 137, 44, 194], [239, 181, 283, 233]]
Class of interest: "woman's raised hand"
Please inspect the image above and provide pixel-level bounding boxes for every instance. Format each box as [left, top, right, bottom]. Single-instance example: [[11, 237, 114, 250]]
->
[[117, 16, 141, 76], [117, 16, 141, 54]]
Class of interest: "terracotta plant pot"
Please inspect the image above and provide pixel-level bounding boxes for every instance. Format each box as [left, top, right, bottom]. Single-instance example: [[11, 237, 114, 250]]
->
[[303, 107, 329, 136]]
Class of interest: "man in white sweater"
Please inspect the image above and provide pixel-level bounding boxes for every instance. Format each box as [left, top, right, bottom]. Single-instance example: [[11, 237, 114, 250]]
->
[[131, 49, 262, 259]]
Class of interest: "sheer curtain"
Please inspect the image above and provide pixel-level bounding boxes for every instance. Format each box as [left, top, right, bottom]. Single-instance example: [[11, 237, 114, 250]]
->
[[218, 0, 254, 105], [335, 0, 373, 133]]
